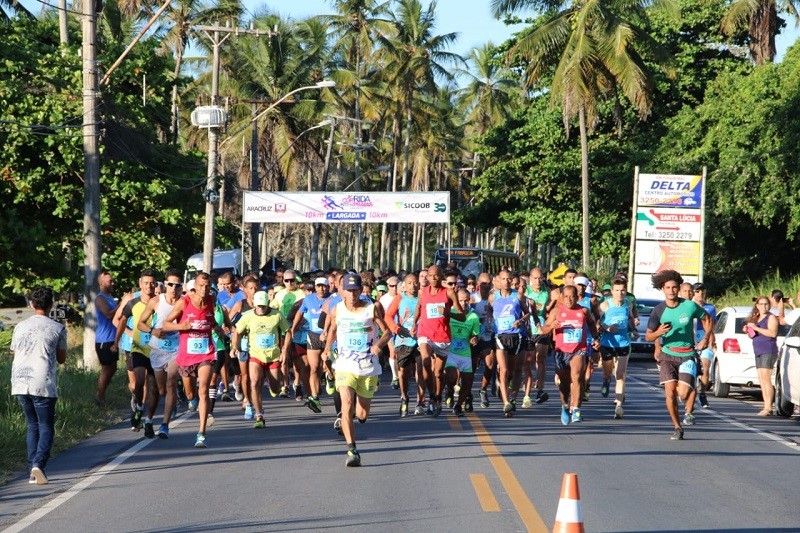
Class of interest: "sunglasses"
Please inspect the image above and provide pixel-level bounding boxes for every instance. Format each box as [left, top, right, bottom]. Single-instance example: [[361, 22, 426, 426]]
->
[[444, 281, 455, 286], [284, 278, 296, 283], [388, 284, 397, 288], [165, 282, 182, 288]]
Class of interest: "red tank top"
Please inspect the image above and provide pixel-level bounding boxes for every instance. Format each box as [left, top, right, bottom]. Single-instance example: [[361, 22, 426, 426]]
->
[[417, 285, 452, 342], [554, 304, 588, 353], [176, 294, 217, 367]]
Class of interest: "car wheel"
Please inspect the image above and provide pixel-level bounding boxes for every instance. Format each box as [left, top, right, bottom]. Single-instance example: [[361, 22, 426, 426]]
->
[[713, 361, 730, 398], [774, 352, 795, 417]]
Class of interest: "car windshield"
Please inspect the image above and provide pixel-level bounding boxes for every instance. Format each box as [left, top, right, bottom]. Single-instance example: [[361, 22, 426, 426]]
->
[[734, 317, 790, 337], [636, 299, 663, 315]]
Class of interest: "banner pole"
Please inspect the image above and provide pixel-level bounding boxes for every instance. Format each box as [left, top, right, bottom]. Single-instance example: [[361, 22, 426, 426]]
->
[[629, 166, 639, 294]]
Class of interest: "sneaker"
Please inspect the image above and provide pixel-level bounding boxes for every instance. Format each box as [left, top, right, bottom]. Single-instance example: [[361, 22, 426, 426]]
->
[[171, 404, 178, 420], [413, 403, 424, 416], [792, 406, 800, 419], [671, 427, 684, 440], [157, 424, 169, 439], [346, 449, 361, 467], [217, 382, 225, 397], [306, 396, 322, 414], [400, 398, 409, 418], [699, 391, 709, 409], [683, 412, 695, 426], [535, 390, 549, 404], [554, 374, 561, 387], [30, 466, 48, 485], [144, 420, 155, 439], [391, 378, 400, 390], [234, 387, 244, 402], [560, 406, 570, 426], [29, 475, 36, 485], [427, 403, 435, 416], [453, 404, 464, 417], [188, 397, 199, 412], [130, 409, 142, 432], [220, 391, 232, 402], [279, 386, 290, 398], [253, 415, 266, 429], [464, 395, 474, 413], [194, 432, 207, 448], [325, 374, 336, 396], [130, 395, 137, 412], [445, 395, 454, 408], [614, 404, 624, 419], [582, 390, 590, 402], [503, 402, 514, 418], [571, 408, 583, 423], [510, 399, 517, 412], [522, 395, 533, 409], [333, 417, 343, 436], [206, 414, 215, 427], [432, 402, 442, 418], [600, 380, 610, 398], [244, 404, 254, 420], [293, 384, 304, 401], [479, 389, 489, 408]]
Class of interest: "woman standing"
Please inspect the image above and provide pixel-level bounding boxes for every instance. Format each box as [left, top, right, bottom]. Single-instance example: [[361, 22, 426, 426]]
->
[[746, 296, 779, 416]]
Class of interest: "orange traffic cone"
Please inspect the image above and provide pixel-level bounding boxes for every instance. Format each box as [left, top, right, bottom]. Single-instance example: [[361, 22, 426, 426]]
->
[[553, 472, 585, 533]]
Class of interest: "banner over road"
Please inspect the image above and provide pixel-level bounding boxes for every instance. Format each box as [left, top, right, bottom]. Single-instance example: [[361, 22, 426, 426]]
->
[[243, 191, 451, 224]]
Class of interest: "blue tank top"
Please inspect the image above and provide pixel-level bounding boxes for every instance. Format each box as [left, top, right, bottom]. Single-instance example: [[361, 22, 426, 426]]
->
[[394, 294, 419, 348], [492, 290, 523, 335], [301, 293, 329, 334], [600, 300, 630, 348], [96, 293, 118, 343]]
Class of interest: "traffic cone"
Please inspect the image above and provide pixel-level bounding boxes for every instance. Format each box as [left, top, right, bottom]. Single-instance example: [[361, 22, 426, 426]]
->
[[553, 472, 585, 533]]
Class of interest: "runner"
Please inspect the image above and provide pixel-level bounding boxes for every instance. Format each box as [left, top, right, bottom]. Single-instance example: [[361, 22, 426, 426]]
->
[[380, 276, 400, 389], [646, 270, 712, 440], [384, 273, 421, 417], [293, 276, 331, 413], [286, 281, 314, 402], [411, 265, 465, 417], [94, 270, 119, 406], [522, 267, 550, 407], [229, 277, 258, 414], [446, 288, 481, 416], [575, 275, 600, 402], [472, 274, 496, 409], [322, 273, 392, 466], [597, 278, 637, 419], [691, 282, 716, 409], [541, 285, 600, 425], [271, 269, 306, 398]]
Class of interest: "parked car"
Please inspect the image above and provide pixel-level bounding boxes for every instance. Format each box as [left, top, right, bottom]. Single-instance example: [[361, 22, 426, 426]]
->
[[775, 319, 800, 416], [711, 306, 790, 397], [630, 298, 664, 354]]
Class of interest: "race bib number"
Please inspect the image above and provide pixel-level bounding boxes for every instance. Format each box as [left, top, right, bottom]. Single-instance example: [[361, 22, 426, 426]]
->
[[497, 316, 515, 332], [346, 333, 369, 352], [139, 332, 152, 346], [187, 337, 209, 355], [451, 338, 468, 351], [157, 334, 178, 352], [255, 333, 276, 349], [426, 303, 445, 319], [563, 327, 583, 344], [679, 358, 698, 377]]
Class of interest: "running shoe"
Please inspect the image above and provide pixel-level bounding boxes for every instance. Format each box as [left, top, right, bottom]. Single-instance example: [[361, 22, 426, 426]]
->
[[234, 387, 244, 402], [535, 390, 549, 404], [445, 394, 454, 408], [391, 378, 400, 390], [333, 417, 343, 436], [464, 395, 474, 413], [614, 404, 624, 420], [571, 408, 583, 423], [207, 414, 215, 427], [220, 391, 232, 402], [413, 403, 424, 416], [400, 398, 409, 418], [683, 412, 695, 426], [699, 391, 709, 409], [325, 374, 336, 396], [217, 382, 225, 397], [194, 432, 207, 448], [479, 389, 489, 408], [503, 402, 514, 418], [510, 399, 517, 412], [792, 405, 800, 419], [433, 402, 442, 418], [554, 374, 561, 387], [30, 466, 48, 485], [279, 386, 290, 398], [130, 409, 142, 432], [29, 475, 36, 485], [346, 449, 361, 467], [253, 415, 266, 429], [600, 380, 610, 398], [522, 395, 533, 409], [294, 384, 304, 401], [454, 382, 461, 394], [144, 420, 155, 439], [306, 396, 322, 414], [671, 427, 684, 440], [157, 424, 169, 439], [188, 397, 199, 412], [582, 390, 590, 402], [244, 403, 254, 420], [171, 404, 178, 420], [427, 402, 435, 416], [561, 406, 571, 426], [453, 404, 464, 417]]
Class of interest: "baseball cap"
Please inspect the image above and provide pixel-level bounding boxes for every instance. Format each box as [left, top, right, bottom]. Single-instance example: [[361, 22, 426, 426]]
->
[[342, 274, 363, 290], [692, 282, 705, 291], [314, 277, 329, 286], [186, 279, 195, 292], [602, 284, 612, 291], [376, 284, 388, 292], [574, 276, 590, 286], [254, 291, 269, 307]]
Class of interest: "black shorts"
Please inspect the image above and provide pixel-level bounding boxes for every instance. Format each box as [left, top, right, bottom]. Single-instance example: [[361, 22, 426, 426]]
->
[[226, 353, 241, 376], [599, 346, 630, 361], [472, 338, 494, 358], [213, 350, 228, 373], [130, 351, 154, 376], [307, 331, 325, 351], [394, 344, 420, 368], [95, 341, 117, 366], [658, 353, 698, 388], [495, 333, 522, 356]]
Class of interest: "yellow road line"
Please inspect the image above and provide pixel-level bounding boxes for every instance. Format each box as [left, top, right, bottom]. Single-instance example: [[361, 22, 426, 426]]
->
[[466, 413, 549, 533], [470, 473, 501, 512]]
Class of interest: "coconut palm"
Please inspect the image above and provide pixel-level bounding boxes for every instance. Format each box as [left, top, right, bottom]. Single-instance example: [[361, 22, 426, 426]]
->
[[722, 0, 799, 64], [491, 0, 674, 267]]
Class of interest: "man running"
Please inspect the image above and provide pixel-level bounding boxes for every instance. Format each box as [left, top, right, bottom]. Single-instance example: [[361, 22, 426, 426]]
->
[[522, 267, 550, 407], [472, 273, 496, 408], [385, 273, 421, 417], [294, 277, 331, 413], [646, 270, 712, 440], [692, 282, 716, 409], [271, 269, 305, 397], [94, 270, 119, 406], [446, 288, 481, 416], [597, 278, 637, 419]]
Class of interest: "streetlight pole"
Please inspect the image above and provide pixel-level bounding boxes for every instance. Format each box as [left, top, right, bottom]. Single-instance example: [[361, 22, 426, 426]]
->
[[203, 29, 222, 277]]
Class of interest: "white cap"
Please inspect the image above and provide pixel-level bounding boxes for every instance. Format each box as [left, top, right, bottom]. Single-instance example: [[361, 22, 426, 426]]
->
[[314, 277, 329, 286], [574, 276, 590, 287], [186, 279, 196, 292]]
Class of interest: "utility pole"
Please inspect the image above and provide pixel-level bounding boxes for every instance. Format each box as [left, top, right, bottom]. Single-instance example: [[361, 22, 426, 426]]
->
[[58, 0, 68, 46], [195, 24, 272, 275], [250, 102, 259, 272], [82, 0, 100, 367]]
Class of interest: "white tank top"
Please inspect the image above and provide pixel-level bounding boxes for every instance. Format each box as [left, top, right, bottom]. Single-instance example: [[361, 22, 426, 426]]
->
[[150, 293, 179, 353], [333, 301, 380, 377]]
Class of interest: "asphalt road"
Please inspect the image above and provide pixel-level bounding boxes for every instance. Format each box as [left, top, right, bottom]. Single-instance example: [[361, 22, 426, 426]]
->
[[1, 361, 799, 533]]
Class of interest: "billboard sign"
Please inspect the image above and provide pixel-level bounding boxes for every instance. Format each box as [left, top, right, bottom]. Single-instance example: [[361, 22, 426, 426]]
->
[[637, 173, 704, 208]]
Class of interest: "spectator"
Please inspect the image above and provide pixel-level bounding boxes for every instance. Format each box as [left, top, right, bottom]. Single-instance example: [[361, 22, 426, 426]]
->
[[746, 296, 779, 416]]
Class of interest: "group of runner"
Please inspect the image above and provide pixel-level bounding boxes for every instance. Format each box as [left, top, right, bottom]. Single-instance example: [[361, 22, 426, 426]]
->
[[93, 262, 716, 466]]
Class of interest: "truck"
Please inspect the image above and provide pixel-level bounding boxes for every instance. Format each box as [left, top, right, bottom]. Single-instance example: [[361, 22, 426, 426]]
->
[[184, 248, 243, 283]]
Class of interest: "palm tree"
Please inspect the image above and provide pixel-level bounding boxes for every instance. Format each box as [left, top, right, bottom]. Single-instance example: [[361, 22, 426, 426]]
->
[[722, 0, 799, 65], [491, 0, 673, 268]]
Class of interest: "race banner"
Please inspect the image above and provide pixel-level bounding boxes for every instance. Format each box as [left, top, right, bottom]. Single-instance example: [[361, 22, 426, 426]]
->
[[242, 191, 450, 224]]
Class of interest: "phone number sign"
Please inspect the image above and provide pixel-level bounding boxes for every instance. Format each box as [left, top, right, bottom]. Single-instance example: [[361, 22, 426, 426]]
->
[[635, 208, 702, 242]]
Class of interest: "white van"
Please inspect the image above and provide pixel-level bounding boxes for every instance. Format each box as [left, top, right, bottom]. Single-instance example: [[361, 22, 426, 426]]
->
[[184, 248, 242, 283]]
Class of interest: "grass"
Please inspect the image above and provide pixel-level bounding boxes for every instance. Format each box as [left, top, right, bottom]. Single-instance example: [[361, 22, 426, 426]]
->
[[711, 271, 800, 310], [0, 325, 131, 485]]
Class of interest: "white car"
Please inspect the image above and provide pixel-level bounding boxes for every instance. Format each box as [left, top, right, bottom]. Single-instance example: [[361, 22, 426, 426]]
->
[[711, 306, 790, 397], [775, 319, 800, 416]]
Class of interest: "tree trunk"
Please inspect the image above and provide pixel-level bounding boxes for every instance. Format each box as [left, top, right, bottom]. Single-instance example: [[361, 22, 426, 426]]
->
[[170, 41, 185, 145], [749, 0, 779, 65], [579, 106, 591, 269]]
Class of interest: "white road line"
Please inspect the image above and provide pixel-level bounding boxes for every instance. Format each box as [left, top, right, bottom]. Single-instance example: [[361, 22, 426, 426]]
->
[[2, 413, 192, 533], [627, 375, 800, 452]]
